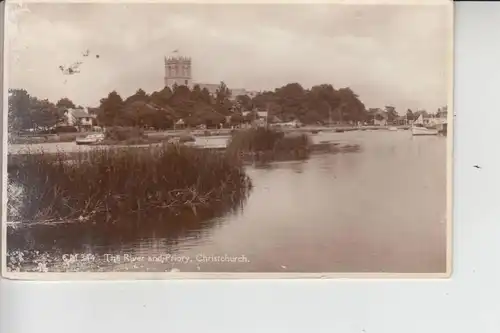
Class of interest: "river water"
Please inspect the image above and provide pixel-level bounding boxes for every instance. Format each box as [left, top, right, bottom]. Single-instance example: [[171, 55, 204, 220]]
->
[[7, 130, 447, 273]]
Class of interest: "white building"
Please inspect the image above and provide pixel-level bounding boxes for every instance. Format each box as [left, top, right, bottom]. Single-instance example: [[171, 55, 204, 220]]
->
[[64, 108, 96, 129]]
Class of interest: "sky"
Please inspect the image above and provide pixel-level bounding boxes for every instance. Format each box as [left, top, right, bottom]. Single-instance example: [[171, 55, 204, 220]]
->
[[6, 2, 452, 113]]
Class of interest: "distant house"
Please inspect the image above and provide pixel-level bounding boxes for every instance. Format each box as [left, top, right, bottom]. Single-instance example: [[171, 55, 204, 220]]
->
[[174, 118, 186, 129], [426, 115, 447, 127], [268, 115, 283, 124], [64, 108, 96, 130], [241, 110, 269, 127], [395, 115, 412, 126]]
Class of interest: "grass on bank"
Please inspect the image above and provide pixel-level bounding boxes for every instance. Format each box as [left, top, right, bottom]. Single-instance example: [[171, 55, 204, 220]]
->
[[7, 143, 252, 223]]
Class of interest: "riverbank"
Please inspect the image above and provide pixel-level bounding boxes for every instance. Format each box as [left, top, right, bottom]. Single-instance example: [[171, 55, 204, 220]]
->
[[7, 141, 360, 165], [9, 125, 409, 145]]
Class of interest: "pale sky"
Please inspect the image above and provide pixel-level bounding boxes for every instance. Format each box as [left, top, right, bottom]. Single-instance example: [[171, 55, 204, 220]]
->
[[7, 2, 452, 113]]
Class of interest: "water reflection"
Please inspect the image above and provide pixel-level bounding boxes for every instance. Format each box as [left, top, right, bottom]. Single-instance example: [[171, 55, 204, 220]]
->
[[7, 196, 250, 254]]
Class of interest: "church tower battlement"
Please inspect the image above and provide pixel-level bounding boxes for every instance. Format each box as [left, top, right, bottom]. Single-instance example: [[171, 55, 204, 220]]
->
[[164, 55, 192, 88]]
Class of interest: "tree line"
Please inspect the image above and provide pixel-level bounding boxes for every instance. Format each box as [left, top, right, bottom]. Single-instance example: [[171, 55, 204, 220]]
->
[[8, 83, 447, 133]]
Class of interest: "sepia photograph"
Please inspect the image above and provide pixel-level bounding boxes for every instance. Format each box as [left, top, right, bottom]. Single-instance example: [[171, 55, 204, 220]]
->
[[3, 0, 453, 277]]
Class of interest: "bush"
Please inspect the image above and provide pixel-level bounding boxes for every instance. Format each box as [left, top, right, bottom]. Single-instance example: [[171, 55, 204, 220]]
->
[[7, 144, 252, 224], [274, 132, 311, 151], [55, 126, 78, 133], [227, 127, 284, 153]]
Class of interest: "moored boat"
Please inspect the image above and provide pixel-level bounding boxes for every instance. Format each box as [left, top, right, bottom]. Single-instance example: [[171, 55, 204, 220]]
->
[[411, 114, 439, 136], [411, 126, 439, 136], [75, 133, 105, 145], [167, 134, 196, 145]]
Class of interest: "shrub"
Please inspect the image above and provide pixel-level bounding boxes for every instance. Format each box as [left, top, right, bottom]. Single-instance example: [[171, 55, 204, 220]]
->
[[226, 128, 312, 161]]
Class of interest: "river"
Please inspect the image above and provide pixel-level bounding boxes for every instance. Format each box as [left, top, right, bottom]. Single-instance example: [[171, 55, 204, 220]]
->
[[7, 130, 447, 273]]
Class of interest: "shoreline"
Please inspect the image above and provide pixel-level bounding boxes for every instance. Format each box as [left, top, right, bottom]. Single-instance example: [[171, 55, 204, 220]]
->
[[7, 141, 360, 161], [8, 125, 410, 145]]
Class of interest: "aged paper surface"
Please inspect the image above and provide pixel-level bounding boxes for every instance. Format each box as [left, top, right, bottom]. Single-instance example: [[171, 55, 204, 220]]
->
[[2, 0, 453, 280]]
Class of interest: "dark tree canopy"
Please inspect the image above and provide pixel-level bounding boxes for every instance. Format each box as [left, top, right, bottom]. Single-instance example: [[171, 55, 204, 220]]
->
[[56, 97, 76, 109], [8, 89, 64, 132], [10, 80, 389, 132]]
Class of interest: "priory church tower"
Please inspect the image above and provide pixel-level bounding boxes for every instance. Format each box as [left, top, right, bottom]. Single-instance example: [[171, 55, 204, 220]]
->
[[164, 50, 192, 88]]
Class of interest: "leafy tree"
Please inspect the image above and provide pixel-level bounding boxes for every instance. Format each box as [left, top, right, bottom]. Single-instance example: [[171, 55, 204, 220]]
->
[[235, 95, 252, 111], [191, 85, 203, 101], [213, 82, 233, 116], [337, 88, 366, 122], [125, 89, 149, 105], [8, 89, 32, 132], [200, 88, 212, 104], [56, 97, 76, 109], [122, 101, 158, 128], [30, 99, 64, 130], [97, 91, 124, 126], [385, 106, 398, 123], [8, 89, 63, 132], [150, 86, 173, 107], [215, 81, 231, 106], [301, 109, 323, 125], [406, 109, 414, 121]]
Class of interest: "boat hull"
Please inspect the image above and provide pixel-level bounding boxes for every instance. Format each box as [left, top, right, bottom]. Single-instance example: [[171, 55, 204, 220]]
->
[[411, 127, 439, 136], [75, 133, 104, 145], [76, 140, 97, 145]]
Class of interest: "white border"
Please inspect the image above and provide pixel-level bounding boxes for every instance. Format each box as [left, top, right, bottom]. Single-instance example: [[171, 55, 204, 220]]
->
[[1, 0, 453, 280], [8, 1, 500, 332]]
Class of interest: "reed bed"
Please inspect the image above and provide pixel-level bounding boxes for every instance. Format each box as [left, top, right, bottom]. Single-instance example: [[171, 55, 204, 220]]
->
[[226, 127, 312, 162], [7, 143, 252, 224]]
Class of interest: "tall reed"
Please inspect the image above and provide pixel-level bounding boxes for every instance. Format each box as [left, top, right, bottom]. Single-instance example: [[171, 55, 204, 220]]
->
[[226, 127, 312, 162], [7, 143, 252, 224]]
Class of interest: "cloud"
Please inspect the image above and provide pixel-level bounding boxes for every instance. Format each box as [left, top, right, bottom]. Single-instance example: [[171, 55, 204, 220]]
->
[[6, 3, 451, 113]]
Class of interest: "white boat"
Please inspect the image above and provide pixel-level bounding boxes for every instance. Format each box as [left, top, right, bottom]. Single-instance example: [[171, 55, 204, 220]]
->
[[411, 126, 439, 136], [76, 133, 105, 145], [388, 126, 398, 131], [411, 114, 438, 136], [167, 134, 196, 145]]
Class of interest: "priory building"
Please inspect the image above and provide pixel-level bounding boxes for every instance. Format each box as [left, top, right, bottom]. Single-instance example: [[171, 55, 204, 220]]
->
[[164, 54, 258, 100]]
